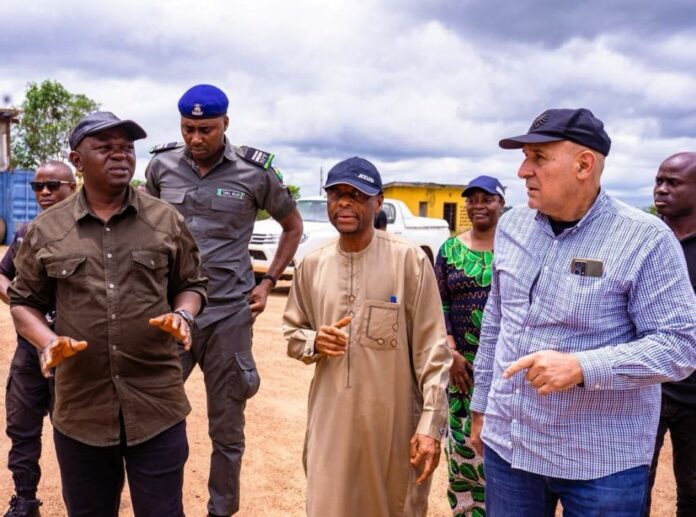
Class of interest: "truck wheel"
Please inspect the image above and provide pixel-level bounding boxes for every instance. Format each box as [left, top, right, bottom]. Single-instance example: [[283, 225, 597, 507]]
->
[[0, 217, 6, 245], [421, 246, 434, 265]]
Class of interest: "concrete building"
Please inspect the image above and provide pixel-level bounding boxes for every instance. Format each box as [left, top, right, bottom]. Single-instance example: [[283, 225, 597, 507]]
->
[[382, 181, 470, 234]]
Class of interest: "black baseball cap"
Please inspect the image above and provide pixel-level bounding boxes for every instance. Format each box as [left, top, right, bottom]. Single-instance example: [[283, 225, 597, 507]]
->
[[323, 157, 383, 196], [69, 111, 147, 150], [499, 108, 611, 156]]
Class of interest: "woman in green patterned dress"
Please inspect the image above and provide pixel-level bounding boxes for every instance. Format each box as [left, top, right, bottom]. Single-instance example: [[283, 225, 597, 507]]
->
[[435, 175, 505, 517]]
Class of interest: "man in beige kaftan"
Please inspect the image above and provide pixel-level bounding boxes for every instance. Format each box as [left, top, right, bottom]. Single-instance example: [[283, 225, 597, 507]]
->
[[283, 157, 452, 517]]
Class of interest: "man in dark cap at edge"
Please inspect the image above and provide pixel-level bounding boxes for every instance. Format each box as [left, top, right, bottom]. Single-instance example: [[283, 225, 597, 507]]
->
[[145, 84, 303, 517], [469, 108, 696, 515], [9, 111, 207, 516]]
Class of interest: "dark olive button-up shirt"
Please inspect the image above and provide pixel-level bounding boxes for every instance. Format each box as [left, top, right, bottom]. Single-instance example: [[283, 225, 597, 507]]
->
[[9, 187, 207, 446]]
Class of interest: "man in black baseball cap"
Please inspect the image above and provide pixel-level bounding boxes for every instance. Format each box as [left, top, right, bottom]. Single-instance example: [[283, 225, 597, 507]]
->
[[499, 108, 611, 156], [10, 111, 207, 515], [68, 111, 147, 150], [470, 108, 696, 516]]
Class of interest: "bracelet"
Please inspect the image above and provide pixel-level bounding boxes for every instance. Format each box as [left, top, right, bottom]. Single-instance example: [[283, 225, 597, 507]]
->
[[261, 274, 277, 287]]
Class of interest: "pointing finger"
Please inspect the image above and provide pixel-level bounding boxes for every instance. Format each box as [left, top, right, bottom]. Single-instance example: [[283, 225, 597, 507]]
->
[[334, 316, 352, 329], [503, 354, 537, 379]]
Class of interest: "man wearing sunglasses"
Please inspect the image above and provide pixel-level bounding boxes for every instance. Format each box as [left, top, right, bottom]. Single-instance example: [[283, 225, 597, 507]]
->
[[0, 161, 75, 517]]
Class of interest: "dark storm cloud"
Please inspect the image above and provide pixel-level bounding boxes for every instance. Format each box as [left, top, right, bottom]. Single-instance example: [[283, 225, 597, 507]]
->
[[402, 0, 696, 48]]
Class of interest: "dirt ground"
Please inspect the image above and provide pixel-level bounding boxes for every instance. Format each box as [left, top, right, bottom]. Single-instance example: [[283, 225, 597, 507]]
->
[[0, 256, 679, 515]]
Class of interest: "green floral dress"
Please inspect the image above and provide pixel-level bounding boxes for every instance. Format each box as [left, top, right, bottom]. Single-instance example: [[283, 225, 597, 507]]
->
[[434, 237, 493, 517]]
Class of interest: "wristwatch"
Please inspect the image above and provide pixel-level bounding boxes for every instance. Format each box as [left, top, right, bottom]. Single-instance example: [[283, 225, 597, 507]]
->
[[261, 274, 277, 287], [174, 309, 195, 328]]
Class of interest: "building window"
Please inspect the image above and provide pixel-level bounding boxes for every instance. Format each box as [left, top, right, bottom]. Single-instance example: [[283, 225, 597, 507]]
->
[[419, 202, 428, 217], [443, 203, 457, 231]]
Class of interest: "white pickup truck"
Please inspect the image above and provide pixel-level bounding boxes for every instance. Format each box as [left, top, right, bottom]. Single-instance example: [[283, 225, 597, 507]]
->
[[249, 196, 451, 281]]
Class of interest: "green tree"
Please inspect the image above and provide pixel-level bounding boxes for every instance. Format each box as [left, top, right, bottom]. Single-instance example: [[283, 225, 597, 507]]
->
[[11, 80, 99, 169]]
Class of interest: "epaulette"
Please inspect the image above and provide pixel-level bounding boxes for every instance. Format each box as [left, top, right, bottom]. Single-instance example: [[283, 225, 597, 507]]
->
[[237, 146, 275, 170], [149, 142, 184, 154]]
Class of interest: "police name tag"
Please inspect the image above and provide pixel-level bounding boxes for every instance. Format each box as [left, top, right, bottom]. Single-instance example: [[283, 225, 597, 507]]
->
[[570, 258, 604, 277], [216, 188, 245, 200]]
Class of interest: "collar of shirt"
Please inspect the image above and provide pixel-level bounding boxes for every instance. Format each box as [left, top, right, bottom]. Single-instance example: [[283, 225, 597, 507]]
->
[[533, 189, 608, 238], [182, 138, 236, 172], [73, 185, 139, 222]]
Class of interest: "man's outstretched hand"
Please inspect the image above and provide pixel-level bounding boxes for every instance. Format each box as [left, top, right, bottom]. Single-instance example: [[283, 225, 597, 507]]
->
[[315, 316, 352, 357], [149, 313, 192, 350], [410, 433, 441, 484], [40, 337, 88, 378]]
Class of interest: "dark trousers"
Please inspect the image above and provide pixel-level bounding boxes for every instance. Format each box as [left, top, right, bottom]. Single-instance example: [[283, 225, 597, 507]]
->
[[5, 344, 52, 496], [53, 419, 188, 517], [646, 395, 696, 517], [179, 304, 259, 516]]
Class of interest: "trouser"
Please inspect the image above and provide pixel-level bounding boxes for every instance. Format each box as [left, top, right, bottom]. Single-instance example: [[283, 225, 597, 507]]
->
[[446, 384, 485, 516], [645, 395, 696, 517], [484, 444, 649, 516], [5, 344, 52, 497], [53, 419, 188, 517], [180, 304, 260, 516]]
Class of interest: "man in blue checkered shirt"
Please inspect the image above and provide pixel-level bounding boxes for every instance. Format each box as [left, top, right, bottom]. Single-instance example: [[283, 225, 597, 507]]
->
[[470, 108, 696, 516]]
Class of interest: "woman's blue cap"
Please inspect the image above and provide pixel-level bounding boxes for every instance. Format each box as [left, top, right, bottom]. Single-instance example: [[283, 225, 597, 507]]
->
[[462, 175, 505, 199]]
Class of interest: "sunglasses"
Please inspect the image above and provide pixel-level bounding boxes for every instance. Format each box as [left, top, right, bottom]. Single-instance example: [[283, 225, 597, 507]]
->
[[30, 181, 74, 192]]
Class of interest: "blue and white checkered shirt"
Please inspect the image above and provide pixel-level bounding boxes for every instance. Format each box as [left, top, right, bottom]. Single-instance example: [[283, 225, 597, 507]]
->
[[471, 190, 696, 480]]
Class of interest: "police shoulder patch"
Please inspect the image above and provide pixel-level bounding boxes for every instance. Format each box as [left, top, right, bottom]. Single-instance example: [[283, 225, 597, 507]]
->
[[149, 141, 184, 154], [271, 167, 284, 183], [237, 146, 275, 170]]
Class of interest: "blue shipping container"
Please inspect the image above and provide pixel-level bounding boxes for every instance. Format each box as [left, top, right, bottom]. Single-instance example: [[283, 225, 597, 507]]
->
[[1, 169, 39, 245]]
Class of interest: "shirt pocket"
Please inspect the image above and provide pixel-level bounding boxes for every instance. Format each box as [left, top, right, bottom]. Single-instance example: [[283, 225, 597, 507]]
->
[[45, 256, 87, 312], [206, 195, 254, 239], [131, 250, 169, 303], [360, 299, 401, 351]]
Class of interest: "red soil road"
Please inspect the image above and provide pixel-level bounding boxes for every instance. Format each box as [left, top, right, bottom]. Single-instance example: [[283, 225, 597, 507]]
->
[[0, 260, 678, 515]]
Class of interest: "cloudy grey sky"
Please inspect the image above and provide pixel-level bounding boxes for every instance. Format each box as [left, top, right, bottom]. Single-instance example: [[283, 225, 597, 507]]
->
[[3, 0, 696, 208]]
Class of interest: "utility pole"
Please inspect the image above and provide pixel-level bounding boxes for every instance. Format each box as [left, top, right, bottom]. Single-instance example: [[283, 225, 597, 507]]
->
[[319, 165, 323, 195]]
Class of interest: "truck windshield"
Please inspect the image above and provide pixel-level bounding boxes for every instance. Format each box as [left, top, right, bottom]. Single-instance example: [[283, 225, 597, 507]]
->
[[297, 200, 329, 222]]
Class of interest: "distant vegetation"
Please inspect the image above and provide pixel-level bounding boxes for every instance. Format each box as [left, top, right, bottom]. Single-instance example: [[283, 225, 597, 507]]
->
[[11, 80, 99, 170]]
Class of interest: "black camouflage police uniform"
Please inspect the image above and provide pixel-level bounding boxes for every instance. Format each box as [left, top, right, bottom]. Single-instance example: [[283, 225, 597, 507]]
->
[[146, 133, 295, 515], [1, 225, 51, 517]]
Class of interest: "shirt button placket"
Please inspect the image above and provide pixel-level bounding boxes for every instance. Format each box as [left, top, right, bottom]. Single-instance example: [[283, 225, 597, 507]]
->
[[104, 225, 120, 379]]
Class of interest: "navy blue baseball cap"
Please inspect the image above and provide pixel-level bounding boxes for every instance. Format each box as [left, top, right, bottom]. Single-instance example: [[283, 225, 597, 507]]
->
[[178, 84, 229, 119], [499, 108, 611, 156], [69, 111, 147, 150], [462, 175, 505, 199], [323, 157, 383, 196]]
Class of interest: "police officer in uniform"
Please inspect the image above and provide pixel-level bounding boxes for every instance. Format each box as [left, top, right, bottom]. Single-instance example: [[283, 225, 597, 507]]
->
[[145, 84, 303, 517]]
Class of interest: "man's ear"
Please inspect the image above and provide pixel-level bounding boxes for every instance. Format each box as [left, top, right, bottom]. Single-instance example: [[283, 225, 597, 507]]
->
[[223, 115, 229, 131], [576, 150, 596, 180], [375, 193, 384, 212], [69, 150, 82, 172]]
